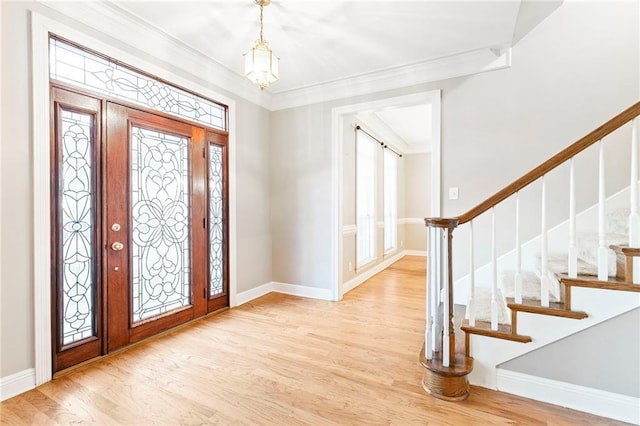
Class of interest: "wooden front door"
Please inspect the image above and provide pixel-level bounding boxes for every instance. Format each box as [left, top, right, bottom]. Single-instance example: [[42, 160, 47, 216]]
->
[[51, 87, 229, 372]]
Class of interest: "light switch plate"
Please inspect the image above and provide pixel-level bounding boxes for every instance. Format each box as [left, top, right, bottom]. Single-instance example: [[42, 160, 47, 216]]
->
[[449, 187, 459, 200]]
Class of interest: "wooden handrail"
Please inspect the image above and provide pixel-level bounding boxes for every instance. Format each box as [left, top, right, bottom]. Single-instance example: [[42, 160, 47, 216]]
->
[[429, 102, 640, 227]]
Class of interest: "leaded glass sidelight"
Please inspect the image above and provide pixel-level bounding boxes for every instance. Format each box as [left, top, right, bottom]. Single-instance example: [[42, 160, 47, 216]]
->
[[131, 126, 191, 323], [60, 109, 96, 345], [49, 37, 227, 131], [209, 145, 224, 296]]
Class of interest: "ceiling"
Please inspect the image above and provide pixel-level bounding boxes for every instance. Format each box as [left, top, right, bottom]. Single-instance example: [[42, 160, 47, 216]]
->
[[357, 104, 434, 153], [93, 1, 560, 153], [109, 0, 558, 95]]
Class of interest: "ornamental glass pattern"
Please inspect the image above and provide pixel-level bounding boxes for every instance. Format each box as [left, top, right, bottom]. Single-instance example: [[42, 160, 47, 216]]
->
[[131, 126, 191, 323], [209, 145, 224, 296], [49, 38, 227, 131], [60, 109, 95, 345]]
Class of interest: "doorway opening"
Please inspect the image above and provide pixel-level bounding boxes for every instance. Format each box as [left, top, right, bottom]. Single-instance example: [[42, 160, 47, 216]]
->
[[331, 91, 441, 301]]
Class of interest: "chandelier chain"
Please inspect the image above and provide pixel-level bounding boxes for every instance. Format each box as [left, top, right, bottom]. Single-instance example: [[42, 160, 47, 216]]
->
[[259, 2, 264, 41]]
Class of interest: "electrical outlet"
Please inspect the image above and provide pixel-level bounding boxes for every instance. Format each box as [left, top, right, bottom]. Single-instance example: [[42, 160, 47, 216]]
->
[[400, 240, 404, 247], [449, 187, 459, 200], [348, 261, 353, 272]]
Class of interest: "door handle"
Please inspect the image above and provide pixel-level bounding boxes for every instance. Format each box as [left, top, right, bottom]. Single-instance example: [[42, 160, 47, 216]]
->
[[111, 241, 124, 251]]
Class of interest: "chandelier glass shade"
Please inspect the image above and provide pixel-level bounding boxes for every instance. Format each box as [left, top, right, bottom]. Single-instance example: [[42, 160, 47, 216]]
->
[[244, 0, 279, 90]]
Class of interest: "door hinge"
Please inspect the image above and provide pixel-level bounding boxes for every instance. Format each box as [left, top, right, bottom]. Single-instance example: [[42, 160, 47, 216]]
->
[[203, 217, 206, 228], [203, 287, 207, 299], [202, 147, 206, 158]]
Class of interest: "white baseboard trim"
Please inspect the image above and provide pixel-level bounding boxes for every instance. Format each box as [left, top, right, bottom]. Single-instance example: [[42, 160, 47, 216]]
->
[[496, 369, 640, 425], [235, 281, 334, 306], [236, 250, 425, 306], [342, 251, 405, 295], [272, 282, 334, 301], [234, 282, 274, 306], [1, 368, 35, 401], [403, 250, 427, 257]]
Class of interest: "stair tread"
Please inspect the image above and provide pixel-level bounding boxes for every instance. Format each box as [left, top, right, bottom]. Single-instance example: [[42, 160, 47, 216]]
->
[[505, 298, 588, 319], [461, 319, 532, 343], [609, 244, 640, 256], [559, 274, 640, 292]]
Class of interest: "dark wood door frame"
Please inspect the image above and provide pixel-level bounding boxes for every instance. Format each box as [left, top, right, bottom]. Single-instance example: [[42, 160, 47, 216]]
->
[[51, 85, 230, 372]]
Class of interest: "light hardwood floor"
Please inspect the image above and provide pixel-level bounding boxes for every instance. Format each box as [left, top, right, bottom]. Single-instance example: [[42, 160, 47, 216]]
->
[[0, 256, 628, 425]]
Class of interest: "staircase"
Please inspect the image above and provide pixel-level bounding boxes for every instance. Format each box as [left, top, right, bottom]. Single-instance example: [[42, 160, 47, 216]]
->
[[420, 102, 640, 419]]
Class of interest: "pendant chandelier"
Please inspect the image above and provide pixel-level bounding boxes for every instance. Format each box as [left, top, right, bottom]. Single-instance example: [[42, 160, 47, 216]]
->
[[244, 0, 279, 90]]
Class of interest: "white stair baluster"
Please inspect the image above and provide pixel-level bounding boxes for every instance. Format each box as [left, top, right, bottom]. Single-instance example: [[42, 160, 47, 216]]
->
[[468, 221, 476, 326], [442, 228, 451, 367], [568, 157, 578, 278], [541, 175, 550, 307], [491, 208, 499, 330], [597, 139, 608, 281], [425, 226, 434, 360], [514, 192, 523, 304], [629, 118, 640, 283], [432, 228, 441, 354]]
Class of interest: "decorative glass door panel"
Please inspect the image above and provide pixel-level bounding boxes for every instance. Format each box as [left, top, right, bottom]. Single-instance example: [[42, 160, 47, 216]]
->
[[207, 132, 229, 312], [209, 144, 224, 296], [52, 86, 229, 372], [51, 87, 103, 372], [130, 126, 192, 323], [60, 109, 95, 343], [105, 103, 206, 350]]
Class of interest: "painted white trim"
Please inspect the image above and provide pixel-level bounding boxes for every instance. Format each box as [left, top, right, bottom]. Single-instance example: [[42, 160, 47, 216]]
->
[[496, 369, 640, 425], [0, 369, 35, 401], [342, 251, 405, 295], [270, 48, 511, 111], [31, 12, 238, 384], [236, 281, 337, 306], [342, 224, 357, 236], [332, 91, 442, 301], [32, 11, 53, 387], [235, 282, 274, 306], [272, 282, 334, 301], [0, 3, 3, 389], [399, 218, 425, 225], [332, 104, 345, 302], [403, 250, 428, 257]]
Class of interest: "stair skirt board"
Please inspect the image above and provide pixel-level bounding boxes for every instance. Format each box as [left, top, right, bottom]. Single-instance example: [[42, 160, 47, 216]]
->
[[496, 369, 640, 425]]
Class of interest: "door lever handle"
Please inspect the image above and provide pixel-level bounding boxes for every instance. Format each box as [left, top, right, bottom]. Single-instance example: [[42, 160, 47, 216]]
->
[[111, 241, 124, 251]]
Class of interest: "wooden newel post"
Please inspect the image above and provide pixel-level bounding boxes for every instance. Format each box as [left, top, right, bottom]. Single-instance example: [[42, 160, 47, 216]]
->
[[422, 217, 471, 401], [424, 217, 458, 367]]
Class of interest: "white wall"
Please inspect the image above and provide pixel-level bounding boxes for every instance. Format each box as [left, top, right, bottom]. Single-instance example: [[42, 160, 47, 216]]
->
[[270, 104, 333, 287], [403, 153, 431, 252], [270, 0, 639, 291], [500, 308, 640, 398], [0, 1, 272, 378]]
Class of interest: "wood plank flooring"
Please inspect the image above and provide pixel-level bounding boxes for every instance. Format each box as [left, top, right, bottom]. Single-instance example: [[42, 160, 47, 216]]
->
[[0, 256, 628, 425]]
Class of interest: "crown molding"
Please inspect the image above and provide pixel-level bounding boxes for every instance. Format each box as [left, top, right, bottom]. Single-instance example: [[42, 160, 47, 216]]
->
[[269, 47, 511, 111], [39, 1, 511, 112], [38, 1, 272, 110]]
